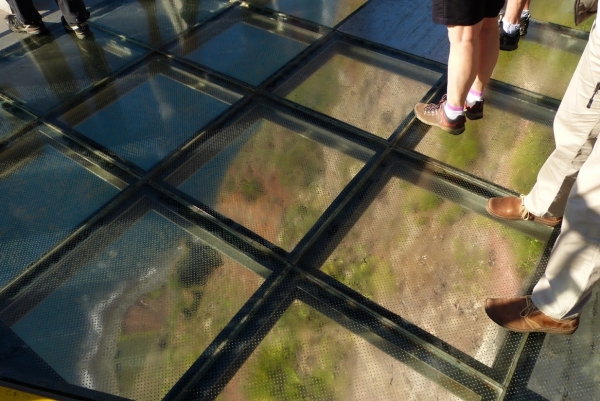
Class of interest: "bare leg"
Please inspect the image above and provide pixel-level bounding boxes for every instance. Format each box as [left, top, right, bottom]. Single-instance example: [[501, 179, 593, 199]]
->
[[471, 17, 500, 93], [446, 21, 484, 108], [503, 0, 528, 24]]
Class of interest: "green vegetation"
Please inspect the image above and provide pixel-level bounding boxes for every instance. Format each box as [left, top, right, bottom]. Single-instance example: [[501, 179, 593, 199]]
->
[[238, 302, 352, 401], [497, 226, 545, 279], [508, 126, 553, 193], [321, 255, 396, 300], [436, 125, 481, 170]]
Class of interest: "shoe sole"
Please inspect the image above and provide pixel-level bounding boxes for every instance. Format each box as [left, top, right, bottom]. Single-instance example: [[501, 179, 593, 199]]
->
[[414, 106, 465, 136], [484, 306, 578, 335], [465, 111, 483, 120], [485, 201, 563, 227], [500, 43, 518, 51], [61, 17, 88, 39]]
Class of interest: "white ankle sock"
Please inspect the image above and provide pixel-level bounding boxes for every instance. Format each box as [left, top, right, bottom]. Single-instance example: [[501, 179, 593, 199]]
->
[[444, 103, 464, 119], [502, 20, 520, 35], [466, 91, 483, 107], [521, 10, 530, 19]]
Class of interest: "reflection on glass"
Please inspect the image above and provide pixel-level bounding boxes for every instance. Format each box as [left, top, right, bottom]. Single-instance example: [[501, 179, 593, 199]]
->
[[12, 210, 265, 401], [401, 90, 555, 194], [174, 19, 314, 86], [276, 41, 442, 139], [0, 32, 145, 115], [218, 300, 467, 400], [71, 73, 231, 170], [492, 24, 586, 99], [247, 0, 367, 27], [93, 0, 227, 47], [321, 176, 550, 366], [0, 140, 120, 288], [172, 107, 373, 251]]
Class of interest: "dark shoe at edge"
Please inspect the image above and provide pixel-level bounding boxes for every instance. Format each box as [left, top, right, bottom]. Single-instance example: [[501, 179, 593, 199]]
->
[[414, 95, 466, 135], [520, 14, 530, 36], [5, 14, 48, 35], [499, 25, 519, 51], [465, 100, 484, 120], [486, 196, 562, 227], [485, 296, 579, 335]]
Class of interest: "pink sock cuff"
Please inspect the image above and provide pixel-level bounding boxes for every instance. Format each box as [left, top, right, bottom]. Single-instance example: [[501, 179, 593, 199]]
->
[[469, 89, 483, 97], [445, 103, 464, 111]]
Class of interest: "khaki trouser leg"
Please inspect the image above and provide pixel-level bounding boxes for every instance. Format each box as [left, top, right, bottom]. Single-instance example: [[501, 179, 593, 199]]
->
[[531, 139, 600, 319], [523, 26, 600, 218]]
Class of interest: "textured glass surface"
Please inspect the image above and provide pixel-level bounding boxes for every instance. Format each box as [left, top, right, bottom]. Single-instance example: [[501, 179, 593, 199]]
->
[[11, 209, 266, 401], [0, 31, 146, 115], [493, 24, 586, 99], [168, 105, 374, 251], [170, 10, 321, 86], [217, 300, 471, 401], [320, 173, 552, 366], [276, 41, 442, 139], [0, 100, 34, 140], [247, 0, 367, 27], [0, 131, 121, 289], [524, 286, 600, 400], [92, 0, 228, 48], [339, 0, 449, 64], [530, 0, 594, 30], [400, 89, 555, 194], [59, 61, 240, 171]]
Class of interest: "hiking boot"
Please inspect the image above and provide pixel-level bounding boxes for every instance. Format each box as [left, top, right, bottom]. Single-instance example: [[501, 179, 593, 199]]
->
[[499, 25, 520, 51], [5, 14, 48, 35], [465, 100, 484, 120], [520, 14, 530, 36], [485, 296, 579, 335], [61, 16, 90, 39], [414, 95, 466, 135], [486, 195, 562, 227]]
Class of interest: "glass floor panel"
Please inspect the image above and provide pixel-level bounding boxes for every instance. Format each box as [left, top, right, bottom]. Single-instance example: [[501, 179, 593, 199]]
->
[[1, 0, 598, 399], [529, 0, 594, 31], [57, 58, 241, 172], [0, 30, 146, 115], [0, 125, 122, 289], [0, 99, 35, 141], [246, 0, 367, 27], [275, 40, 442, 139], [317, 159, 553, 367], [339, 0, 449, 64], [165, 102, 375, 251], [7, 198, 268, 401], [399, 88, 555, 194], [92, 0, 229, 48], [492, 23, 586, 99], [217, 299, 473, 401], [169, 8, 323, 86]]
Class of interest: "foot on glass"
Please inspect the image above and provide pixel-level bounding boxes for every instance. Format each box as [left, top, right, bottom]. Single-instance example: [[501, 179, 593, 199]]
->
[[499, 25, 519, 51], [61, 16, 90, 39], [5, 14, 48, 35], [486, 196, 562, 227], [414, 95, 466, 135], [465, 100, 484, 120], [485, 296, 579, 335]]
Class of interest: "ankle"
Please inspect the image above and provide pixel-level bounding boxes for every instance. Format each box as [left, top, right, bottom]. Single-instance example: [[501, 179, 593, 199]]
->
[[444, 102, 465, 120]]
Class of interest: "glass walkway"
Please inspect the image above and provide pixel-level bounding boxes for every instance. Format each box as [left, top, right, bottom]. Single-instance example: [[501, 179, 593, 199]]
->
[[0, 0, 596, 400]]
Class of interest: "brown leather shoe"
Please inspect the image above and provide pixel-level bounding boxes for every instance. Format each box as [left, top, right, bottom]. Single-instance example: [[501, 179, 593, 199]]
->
[[486, 196, 562, 227], [414, 95, 466, 135], [485, 296, 579, 335]]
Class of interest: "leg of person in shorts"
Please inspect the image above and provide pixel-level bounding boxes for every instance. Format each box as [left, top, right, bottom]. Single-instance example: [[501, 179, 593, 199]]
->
[[414, 0, 504, 135]]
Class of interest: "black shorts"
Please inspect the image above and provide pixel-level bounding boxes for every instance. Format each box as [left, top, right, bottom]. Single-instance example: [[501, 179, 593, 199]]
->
[[432, 0, 505, 26]]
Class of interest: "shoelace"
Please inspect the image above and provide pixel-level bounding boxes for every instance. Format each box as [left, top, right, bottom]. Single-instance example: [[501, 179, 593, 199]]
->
[[518, 195, 532, 220], [520, 296, 538, 318], [423, 94, 447, 113]]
